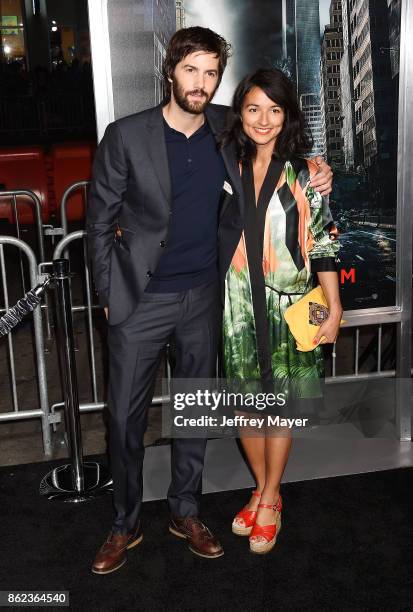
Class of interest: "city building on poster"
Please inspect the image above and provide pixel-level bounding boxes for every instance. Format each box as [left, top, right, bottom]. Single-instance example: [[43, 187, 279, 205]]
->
[[284, 0, 325, 154], [183, 0, 401, 309], [176, 0, 186, 29], [300, 93, 324, 154], [321, 0, 400, 308], [108, 0, 176, 116], [84, 0, 402, 311], [387, 0, 401, 78], [320, 0, 344, 166], [341, 0, 357, 171], [294, 1, 322, 100], [331, 0, 399, 206]]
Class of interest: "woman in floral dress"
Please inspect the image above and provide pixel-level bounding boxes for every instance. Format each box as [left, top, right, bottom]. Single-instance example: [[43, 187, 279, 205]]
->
[[221, 69, 342, 554]]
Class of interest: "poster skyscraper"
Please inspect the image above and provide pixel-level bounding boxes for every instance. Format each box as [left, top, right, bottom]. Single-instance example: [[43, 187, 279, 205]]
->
[[282, 1, 324, 153], [293, 0, 321, 99]]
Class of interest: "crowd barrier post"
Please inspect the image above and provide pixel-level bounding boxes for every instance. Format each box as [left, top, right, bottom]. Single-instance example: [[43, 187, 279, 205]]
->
[[0, 190, 52, 339], [60, 181, 90, 238], [40, 258, 112, 501], [0, 236, 54, 455]]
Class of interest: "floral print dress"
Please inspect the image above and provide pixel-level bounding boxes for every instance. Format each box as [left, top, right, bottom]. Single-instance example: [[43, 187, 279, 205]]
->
[[223, 157, 340, 401]]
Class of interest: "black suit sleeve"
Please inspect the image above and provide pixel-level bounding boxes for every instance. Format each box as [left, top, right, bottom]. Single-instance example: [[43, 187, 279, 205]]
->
[[87, 122, 128, 307]]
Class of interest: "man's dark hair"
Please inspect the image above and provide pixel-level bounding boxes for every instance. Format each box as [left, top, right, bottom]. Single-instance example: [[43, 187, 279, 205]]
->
[[163, 27, 232, 98], [221, 68, 313, 162]]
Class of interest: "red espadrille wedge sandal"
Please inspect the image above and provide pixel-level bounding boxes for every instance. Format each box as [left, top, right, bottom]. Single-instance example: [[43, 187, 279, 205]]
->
[[232, 490, 261, 536], [249, 496, 282, 554]]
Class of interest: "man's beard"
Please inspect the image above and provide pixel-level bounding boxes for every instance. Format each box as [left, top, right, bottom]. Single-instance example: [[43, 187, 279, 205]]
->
[[171, 78, 215, 114]]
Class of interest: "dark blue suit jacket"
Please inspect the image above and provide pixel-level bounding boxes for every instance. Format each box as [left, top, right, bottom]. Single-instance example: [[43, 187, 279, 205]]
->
[[87, 102, 244, 326]]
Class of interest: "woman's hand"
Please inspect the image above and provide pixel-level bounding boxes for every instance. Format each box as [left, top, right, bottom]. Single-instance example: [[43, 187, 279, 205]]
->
[[311, 156, 333, 196], [313, 306, 343, 345]]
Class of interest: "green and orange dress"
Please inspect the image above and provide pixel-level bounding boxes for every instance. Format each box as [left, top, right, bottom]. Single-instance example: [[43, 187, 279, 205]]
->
[[223, 157, 340, 406]]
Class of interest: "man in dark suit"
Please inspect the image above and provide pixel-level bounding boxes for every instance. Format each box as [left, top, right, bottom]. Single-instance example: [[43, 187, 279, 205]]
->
[[87, 27, 333, 574]]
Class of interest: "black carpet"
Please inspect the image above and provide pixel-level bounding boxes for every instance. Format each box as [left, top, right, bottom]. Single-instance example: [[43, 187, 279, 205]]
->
[[1, 460, 413, 612]]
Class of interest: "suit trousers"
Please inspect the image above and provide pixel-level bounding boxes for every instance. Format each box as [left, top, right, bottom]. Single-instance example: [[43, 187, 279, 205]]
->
[[106, 280, 221, 534]]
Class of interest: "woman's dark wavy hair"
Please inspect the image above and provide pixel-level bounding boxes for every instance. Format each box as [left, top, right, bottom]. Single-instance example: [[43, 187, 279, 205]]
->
[[221, 68, 313, 162], [163, 27, 232, 99]]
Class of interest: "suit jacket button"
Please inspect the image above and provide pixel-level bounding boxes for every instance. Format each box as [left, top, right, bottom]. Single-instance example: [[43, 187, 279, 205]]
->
[[160, 240, 166, 248], [146, 271, 152, 277]]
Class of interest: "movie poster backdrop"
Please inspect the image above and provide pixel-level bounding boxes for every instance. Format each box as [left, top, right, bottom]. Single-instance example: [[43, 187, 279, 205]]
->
[[99, 0, 402, 311], [184, 0, 401, 310]]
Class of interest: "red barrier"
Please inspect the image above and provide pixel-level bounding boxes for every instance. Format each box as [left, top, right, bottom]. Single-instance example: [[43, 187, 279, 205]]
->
[[0, 147, 50, 223], [52, 142, 96, 221]]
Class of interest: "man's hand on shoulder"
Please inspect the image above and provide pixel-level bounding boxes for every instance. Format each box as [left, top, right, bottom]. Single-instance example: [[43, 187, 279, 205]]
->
[[310, 156, 333, 196]]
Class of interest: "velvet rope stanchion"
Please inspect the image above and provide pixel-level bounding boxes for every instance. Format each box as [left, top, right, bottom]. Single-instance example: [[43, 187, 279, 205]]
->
[[39, 259, 112, 502], [0, 279, 51, 337]]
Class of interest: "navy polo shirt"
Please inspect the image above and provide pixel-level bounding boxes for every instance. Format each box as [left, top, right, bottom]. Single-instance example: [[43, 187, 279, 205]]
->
[[146, 118, 227, 292]]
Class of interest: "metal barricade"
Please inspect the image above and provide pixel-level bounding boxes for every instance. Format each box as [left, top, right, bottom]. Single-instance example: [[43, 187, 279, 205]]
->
[[328, 323, 397, 383], [0, 189, 47, 278], [0, 189, 52, 338], [0, 186, 410, 455], [60, 181, 90, 238], [0, 228, 406, 458], [51, 181, 90, 262], [0, 236, 55, 455]]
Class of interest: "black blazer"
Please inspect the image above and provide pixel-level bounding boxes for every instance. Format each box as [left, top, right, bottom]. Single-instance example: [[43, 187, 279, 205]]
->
[[87, 102, 244, 326]]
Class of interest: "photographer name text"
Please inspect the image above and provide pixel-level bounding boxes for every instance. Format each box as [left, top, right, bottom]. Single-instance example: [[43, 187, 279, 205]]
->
[[173, 415, 308, 429]]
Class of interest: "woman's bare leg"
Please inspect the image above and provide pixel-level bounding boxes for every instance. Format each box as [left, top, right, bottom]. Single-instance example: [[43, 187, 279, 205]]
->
[[251, 431, 292, 539], [234, 413, 266, 522], [239, 436, 266, 494]]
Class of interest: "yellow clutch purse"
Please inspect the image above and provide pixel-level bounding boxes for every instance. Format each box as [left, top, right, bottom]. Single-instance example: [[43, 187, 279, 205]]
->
[[284, 285, 345, 352]]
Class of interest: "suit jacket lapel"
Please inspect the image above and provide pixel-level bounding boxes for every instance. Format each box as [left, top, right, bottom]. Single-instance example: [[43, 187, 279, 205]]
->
[[219, 140, 245, 219], [146, 104, 171, 208], [205, 105, 244, 220], [145, 103, 244, 219]]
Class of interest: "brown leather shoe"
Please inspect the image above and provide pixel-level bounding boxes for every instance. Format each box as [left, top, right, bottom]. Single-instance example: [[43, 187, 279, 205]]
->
[[169, 516, 224, 559], [91, 521, 143, 575]]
